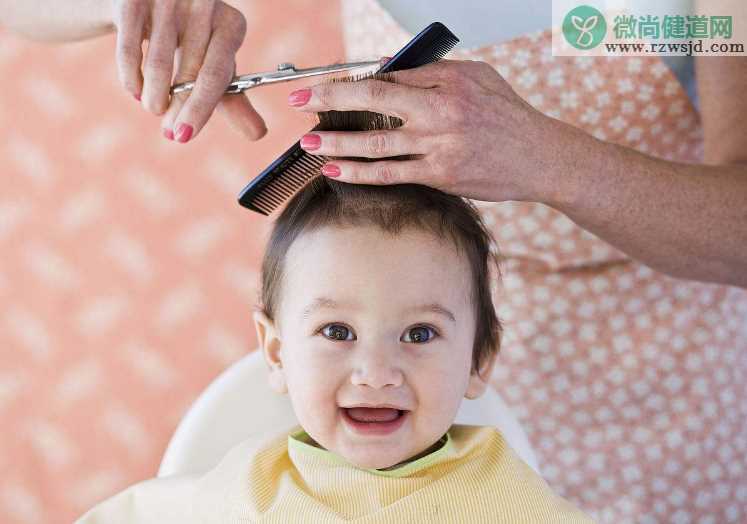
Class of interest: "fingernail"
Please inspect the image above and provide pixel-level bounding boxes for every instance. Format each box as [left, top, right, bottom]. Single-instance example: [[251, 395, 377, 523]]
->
[[322, 164, 340, 177], [163, 128, 174, 141], [134, 93, 141, 102], [300, 134, 321, 151], [175, 123, 193, 143], [288, 88, 312, 107]]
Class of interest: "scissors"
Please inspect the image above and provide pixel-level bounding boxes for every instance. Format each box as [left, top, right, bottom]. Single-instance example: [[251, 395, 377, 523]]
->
[[170, 60, 382, 95]]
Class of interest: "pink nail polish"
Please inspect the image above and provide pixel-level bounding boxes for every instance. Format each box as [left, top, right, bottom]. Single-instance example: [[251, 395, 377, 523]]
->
[[175, 123, 193, 143], [322, 164, 341, 177], [300, 134, 321, 150], [134, 93, 141, 102], [163, 128, 174, 141], [288, 88, 312, 107]]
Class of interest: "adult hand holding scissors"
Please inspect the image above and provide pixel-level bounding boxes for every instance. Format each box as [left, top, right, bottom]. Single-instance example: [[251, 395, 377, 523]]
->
[[2, 0, 266, 142], [110, 0, 264, 143]]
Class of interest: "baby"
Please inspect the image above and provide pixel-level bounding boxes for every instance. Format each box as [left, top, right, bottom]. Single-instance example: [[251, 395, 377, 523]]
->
[[76, 78, 593, 523]]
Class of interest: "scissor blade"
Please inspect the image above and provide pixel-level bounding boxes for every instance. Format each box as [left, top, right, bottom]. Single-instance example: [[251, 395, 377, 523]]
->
[[171, 60, 382, 95], [236, 60, 382, 90]]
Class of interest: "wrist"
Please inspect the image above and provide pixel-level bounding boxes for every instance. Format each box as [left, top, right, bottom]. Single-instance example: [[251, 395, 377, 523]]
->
[[535, 116, 621, 212]]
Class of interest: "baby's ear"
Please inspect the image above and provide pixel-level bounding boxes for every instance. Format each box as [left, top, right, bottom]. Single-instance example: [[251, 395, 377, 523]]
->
[[464, 350, 498, 399], [252, 310, 288, 394]]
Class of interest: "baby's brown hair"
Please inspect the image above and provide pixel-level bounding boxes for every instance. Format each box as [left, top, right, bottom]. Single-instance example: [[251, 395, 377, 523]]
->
[[256, 73, 503, 377]]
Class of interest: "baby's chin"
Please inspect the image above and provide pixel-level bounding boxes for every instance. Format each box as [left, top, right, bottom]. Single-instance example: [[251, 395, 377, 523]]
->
[[340, 448, 412, 470], [331, 439, 418, 470]]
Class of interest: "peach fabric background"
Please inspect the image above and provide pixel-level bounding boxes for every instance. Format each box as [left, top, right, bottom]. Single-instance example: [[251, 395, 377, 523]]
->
[[0, 2, 344, 523]]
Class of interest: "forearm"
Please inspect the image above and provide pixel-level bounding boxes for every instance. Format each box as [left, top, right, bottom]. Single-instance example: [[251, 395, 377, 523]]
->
[[539, 118, 747, 288], [0, 0, 114, 42]]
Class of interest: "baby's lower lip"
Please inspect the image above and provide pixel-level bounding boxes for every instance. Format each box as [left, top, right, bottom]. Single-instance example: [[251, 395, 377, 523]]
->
[[340, 407, 409, 436]]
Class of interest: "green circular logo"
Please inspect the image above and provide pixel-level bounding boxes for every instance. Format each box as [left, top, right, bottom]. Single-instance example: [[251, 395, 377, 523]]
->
[[562, 5, 607, 49]]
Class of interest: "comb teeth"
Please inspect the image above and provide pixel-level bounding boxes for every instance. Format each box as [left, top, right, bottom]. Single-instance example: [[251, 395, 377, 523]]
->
[[238, 22, 459, 216], [243, 150, 327, 216], [436, 36, 460, 58]]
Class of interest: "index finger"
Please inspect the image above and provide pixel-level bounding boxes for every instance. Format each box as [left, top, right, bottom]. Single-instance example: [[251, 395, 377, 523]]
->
[[385, 59, 462, 88], [290, 58, 465, 117], [291, 78, 433, 122], [171, 12, 246, 141], [114, 0, 147, 99]]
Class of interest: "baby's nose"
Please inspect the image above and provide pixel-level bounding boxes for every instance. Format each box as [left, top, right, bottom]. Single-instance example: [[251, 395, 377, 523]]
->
[[350, 352, 404, 389]]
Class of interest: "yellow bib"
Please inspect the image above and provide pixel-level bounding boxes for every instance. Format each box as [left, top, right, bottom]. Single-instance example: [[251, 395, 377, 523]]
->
[[76, 424, 594, 523]]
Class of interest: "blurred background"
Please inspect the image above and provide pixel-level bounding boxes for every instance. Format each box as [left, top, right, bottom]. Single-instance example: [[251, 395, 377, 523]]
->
[[0, 1, 343, 522]]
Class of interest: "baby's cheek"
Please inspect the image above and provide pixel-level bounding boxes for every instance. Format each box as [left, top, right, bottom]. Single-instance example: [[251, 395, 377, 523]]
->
[[416, 378, 464, 429], [287, 369, 339, 436]]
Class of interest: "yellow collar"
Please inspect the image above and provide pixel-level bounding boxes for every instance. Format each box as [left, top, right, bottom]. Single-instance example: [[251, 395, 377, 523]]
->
[[287, 428, 453, 478]]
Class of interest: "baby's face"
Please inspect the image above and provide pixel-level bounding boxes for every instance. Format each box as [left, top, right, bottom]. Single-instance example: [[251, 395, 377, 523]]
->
[[254, 225, 494, 470]]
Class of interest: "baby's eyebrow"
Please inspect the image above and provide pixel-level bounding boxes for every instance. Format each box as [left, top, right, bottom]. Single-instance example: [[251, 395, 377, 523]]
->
[[302, 296, 344, 319], [410, 303, 456, 323], [301, 296, 456, 323]]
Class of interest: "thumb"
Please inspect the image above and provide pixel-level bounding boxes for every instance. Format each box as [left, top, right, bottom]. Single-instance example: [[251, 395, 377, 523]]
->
[[217, 92, 267, 141]]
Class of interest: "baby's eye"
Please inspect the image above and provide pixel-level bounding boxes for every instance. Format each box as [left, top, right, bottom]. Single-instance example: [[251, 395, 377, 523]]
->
[[320, 324, 355, 341], [402, 325, 438, 344]]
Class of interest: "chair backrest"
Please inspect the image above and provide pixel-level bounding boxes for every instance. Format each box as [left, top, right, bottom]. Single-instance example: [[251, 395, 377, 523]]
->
[[158, 350, 540, 477]]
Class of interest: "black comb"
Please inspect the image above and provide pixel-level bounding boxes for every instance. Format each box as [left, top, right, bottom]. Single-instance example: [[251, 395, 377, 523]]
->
[[237, 22, 459, 215]]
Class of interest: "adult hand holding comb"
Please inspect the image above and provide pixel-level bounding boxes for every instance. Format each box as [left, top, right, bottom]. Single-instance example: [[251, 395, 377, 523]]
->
[[290, 58, 558, 204]]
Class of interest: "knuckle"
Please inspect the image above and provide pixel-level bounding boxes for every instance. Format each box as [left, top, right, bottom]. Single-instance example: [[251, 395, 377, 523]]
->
[[216, 4, 247, 48], [363, 80, 387, 102], [374, 163, 397, 184], [227, 7, 248, 37], [175, 62, 201, 83], [422, 90, 443, 114], [315, 83, 333, 107], [199, 64, 232, 89], [145, 53, 172, 75], [117, 42, 142, 65], [365, 132, 388, 156], [424, 91, 463, 123]]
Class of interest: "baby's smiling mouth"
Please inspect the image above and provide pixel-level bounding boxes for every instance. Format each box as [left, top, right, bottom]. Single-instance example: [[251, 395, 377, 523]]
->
[[339, 404, 410, 434], [344, 407, 403, 422]]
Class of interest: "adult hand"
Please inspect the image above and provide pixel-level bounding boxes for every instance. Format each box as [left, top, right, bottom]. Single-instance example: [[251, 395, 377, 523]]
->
[[111, 0, 267, 143], [289, 59, 571, 203]]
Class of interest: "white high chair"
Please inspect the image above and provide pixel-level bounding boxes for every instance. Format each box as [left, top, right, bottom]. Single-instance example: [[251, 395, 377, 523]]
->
[[158, 350, 540, 477]]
